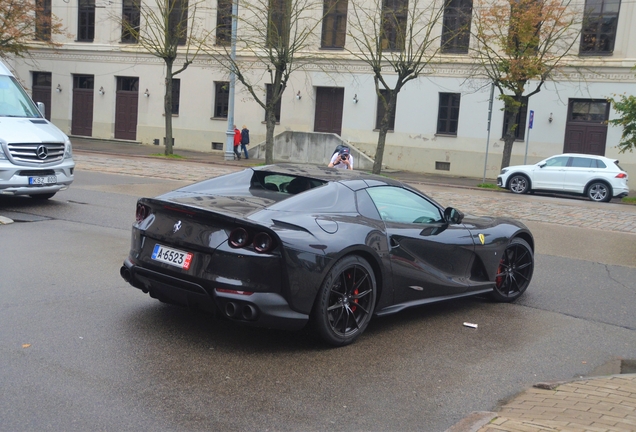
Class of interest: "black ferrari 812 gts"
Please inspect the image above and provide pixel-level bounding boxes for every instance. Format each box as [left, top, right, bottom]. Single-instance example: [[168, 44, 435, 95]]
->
[[121, 164, 534, 346]]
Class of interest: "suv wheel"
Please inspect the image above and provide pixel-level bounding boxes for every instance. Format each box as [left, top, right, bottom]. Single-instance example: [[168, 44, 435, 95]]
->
[[509, 175, 530, 194], [587, 182, 611, 202]]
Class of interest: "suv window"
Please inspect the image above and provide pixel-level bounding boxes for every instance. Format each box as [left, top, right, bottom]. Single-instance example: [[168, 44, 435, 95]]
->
[[570, 157, 594, 168], [544, 156, 569, 167]]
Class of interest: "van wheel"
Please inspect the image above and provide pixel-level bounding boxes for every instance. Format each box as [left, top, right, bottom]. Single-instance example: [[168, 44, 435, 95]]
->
[[30, 193, 56, 200]]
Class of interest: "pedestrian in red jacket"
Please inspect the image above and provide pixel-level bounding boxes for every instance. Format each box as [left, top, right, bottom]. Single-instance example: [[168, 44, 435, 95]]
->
[[233, 125, 242, 160]]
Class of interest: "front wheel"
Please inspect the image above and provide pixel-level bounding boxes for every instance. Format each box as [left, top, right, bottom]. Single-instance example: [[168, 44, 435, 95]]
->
[[312, 255, 377, 346], [508, 175, 530, 194], [587, 182, 612, 202], [491, 238, 534, 302]]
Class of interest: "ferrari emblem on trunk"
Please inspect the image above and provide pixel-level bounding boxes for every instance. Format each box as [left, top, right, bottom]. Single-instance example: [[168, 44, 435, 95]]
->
[[478, 234, 485, 245], [173, 221, 182, 233]]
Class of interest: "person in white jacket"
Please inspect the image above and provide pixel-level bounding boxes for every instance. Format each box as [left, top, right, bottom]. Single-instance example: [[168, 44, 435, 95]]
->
[[328, 147, 354, 170]]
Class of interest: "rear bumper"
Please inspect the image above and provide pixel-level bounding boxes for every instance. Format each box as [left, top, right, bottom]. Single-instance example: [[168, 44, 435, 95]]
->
[[120, 259, 308, 331]]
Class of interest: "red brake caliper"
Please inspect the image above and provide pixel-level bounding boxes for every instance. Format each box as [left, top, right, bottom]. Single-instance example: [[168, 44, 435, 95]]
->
[[495, 259, 504, 288]]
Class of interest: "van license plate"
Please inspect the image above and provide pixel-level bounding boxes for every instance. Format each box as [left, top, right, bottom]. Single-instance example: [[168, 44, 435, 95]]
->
[[29, 176, 57, 185], [151, 244, 193, 270]]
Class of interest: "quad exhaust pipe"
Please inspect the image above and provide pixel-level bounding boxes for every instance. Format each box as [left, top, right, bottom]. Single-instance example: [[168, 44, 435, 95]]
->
[[224, 301, 258, 321]]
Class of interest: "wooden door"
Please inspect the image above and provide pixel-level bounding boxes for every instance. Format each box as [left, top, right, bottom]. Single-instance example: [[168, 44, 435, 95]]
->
[[114, 77, 139, 140], [563, 99, 609, 156], [314, 87, 344, 135], [71, 75, 94, 136], [32, 72, 52, 121]]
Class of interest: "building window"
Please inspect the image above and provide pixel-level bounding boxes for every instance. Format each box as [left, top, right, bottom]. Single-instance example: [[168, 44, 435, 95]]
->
[[375, 89, 396, 130], [216, 0, 232, 46], [381, 0, 407, 51], [437, 93, 460, 135], [171, 79, 180, 115], [441, 0, 472, 54], [78, 0, 95, 42], [502, 97, 528, 140], [214, 82, 229, 118], [267, 0, 290, 48], [169, 0, 188, 46], [35, 0, 52, 41], [265, 84, 282, 122], [321, 0, 348, 49], [121, 0, 140, 43], [569, 100, 609, 122], [580, 0, 620, 54]]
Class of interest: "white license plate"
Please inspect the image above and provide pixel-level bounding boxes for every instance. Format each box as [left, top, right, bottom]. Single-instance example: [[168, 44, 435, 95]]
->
[[29, 176, 57, 185], [151, 244, 193, 270]]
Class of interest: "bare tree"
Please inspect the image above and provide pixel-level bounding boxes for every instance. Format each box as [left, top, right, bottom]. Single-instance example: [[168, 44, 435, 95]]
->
[[207, 0, 324, 164], [1, 0, 64, 59], [470, 0, 581, 170], [118, 0, 213, 155], [346, 0, 445, 174]]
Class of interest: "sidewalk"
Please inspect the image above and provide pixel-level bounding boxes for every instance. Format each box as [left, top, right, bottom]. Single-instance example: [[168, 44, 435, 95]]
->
[[69, 138, 636, 432], [70, 136, 494, 190]]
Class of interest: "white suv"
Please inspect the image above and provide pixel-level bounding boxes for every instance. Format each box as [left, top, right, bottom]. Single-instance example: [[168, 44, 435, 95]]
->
[[497, 154, 629, 202]]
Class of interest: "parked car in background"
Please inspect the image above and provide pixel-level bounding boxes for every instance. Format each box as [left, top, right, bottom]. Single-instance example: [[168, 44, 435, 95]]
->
[[121, 164, 535, 346], [497, 154, 629, 202], [0, 60, 74, 200]]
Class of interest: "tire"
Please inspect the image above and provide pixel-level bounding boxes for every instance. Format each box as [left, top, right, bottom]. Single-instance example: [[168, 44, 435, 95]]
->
[[508, 175, 530, 194], [490, 238, 534, 302], [587, 181, 612, 202], [312, 255, 377, 346], [30, 193, 56, 200]]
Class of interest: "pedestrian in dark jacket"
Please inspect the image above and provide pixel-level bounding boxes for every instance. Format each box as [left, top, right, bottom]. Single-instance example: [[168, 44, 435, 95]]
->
[[240, 125, 250, 159], [233, 125, 241, 160]]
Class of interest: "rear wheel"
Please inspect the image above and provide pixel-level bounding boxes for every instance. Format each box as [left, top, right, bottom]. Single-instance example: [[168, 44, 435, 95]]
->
[[30, 193, 56, 200], [587, 181, 612, 202], [491, 238, 534, 302], [508, 175, 530, 194], [312, 255, 376, 346]]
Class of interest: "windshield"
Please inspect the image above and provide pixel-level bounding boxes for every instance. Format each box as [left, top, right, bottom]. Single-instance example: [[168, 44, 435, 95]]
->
[[0, 75, 42, 118]]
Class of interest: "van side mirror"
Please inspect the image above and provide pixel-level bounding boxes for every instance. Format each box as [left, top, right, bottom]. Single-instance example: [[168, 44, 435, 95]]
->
[[443, 207, 464, 224], [36, 101, 46, 118]]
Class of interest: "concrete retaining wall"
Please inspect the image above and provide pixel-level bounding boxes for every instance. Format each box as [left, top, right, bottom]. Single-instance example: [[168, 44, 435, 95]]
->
[[248, 131, 375, 171]]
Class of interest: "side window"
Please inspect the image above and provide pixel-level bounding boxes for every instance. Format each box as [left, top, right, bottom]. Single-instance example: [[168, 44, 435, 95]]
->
[[544, 156, 569, 167], [580, 0, 620, 55], [171, 78, 180, 115], [214, 81, 229, 118], [321, 0, 348, 49], [367, 186, 442, 224], [570, 157, 594, 168], [78, 0, 95, 42]]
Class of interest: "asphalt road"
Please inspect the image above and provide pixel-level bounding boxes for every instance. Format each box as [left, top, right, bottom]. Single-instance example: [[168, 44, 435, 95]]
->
[[1, 167, 635, 432]]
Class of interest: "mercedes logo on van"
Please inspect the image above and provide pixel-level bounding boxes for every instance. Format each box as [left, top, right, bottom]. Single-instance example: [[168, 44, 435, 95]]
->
[[36, 145, 48, 160]]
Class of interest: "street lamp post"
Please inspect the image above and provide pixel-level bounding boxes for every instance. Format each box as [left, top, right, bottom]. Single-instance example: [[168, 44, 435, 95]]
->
[[225, 0, 239, 161]]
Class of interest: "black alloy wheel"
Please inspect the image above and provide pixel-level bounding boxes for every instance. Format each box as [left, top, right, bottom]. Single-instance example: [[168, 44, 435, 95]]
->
[[313, 255, 377, 346], [491, 238, 534, 302], [587, 181, 612, 202], [509, 175, 530, 194]]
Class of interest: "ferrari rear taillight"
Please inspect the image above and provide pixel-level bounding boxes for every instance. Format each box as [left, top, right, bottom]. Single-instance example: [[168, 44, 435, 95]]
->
[[229, 228, 250, 248], [616, 173, 627, 179], [136, 203, 150, 223], [228, 227, 276, 253], [253, 232, 274, 253]]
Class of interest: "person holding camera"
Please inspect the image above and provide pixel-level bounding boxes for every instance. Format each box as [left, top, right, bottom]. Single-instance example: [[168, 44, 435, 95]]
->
[[328, 147, 354, 170]]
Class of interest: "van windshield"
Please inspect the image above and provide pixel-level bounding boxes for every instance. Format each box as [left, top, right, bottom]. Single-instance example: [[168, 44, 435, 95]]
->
[[0, 75, 42, 118]]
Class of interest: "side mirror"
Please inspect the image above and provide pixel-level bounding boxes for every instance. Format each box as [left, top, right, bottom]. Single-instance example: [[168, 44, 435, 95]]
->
[[36, 101, 46, 118], [538, 162, 546, 168], [443, 207, 464, 224]]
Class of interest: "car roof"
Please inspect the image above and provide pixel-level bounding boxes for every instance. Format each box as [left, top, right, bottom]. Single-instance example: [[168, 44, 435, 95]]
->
[[555, 153, 616, 162], [0, 60, 12, 76]]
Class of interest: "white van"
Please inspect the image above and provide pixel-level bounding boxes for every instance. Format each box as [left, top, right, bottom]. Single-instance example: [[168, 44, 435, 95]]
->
[[0, 60, 74, 200]]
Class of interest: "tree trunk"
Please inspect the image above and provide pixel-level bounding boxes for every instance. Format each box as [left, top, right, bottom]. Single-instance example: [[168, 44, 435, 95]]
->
[[265, 107, 276, 164], [164, 60, 174, 156], [372, 95, 397, 175], [500, 98, 522, 170]]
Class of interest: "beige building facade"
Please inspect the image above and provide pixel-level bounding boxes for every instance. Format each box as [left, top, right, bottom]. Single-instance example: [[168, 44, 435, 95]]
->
[[7, 0, 636, 185]]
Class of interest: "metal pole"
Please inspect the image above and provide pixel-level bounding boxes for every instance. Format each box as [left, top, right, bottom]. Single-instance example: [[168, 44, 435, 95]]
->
[[482, 83, 495, 183], [524, 110, 534, 165], [225, 0, 239, 161]]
